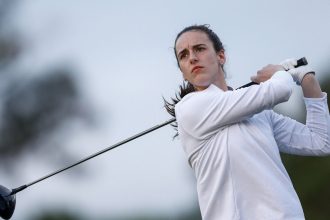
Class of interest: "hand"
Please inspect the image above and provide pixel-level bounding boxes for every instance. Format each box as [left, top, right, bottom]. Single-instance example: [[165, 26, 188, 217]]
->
[[280, 58, 297, 70], [287, 66, 315, 85], [250, 64, 285, 83]]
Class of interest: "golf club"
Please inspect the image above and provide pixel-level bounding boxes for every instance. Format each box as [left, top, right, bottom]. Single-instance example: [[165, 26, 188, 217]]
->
[[0, 117, 175, 219], [0, 57, 307, 219]]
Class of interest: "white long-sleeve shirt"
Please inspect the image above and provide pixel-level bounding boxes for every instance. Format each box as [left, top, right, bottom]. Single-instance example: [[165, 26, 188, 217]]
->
[[175, 71, 330, 220]]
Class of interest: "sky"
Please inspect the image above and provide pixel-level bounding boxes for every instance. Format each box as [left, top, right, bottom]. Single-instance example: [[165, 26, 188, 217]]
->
[[1, 0, 330, 219]]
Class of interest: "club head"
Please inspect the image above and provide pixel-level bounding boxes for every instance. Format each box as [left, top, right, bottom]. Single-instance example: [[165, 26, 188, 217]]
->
[[0, 185, 16, 220]]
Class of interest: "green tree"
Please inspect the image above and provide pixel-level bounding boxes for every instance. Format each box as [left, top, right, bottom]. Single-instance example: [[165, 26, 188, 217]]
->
[[0, 0, 92, 170]]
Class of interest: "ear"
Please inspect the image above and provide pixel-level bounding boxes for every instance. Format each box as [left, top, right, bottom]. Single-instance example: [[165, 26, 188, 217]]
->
[[217, 49, 226, 65]]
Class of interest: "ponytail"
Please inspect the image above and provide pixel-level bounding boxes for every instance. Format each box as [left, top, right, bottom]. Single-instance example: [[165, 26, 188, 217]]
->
[[163, 81, 195, 138]]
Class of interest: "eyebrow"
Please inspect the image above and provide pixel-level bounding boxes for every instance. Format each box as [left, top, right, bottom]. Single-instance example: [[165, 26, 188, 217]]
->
[[177, 43, 206, 57]]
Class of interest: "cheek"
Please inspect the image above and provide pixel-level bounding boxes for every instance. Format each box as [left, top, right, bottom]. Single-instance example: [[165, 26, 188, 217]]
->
[[208, 57, 222, 72], [182, 71, 190, 80], [179, 64, 190, 78], [208, 54, 220, 66]]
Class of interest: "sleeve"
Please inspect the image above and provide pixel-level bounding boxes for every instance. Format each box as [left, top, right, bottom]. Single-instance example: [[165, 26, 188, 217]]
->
[[271, 93, 330, 155], [176, 71, 294, 140]]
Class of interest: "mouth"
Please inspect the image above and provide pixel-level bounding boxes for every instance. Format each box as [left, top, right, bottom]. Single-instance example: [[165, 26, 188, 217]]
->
[[191, 66, 203, 73]]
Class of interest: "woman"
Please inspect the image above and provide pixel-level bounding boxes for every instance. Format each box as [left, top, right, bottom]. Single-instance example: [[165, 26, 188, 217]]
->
[[165, 24, 330, 220]]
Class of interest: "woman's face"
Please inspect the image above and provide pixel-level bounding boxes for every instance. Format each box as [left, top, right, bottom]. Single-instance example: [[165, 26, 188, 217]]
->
[[175, 30, 226, 91]]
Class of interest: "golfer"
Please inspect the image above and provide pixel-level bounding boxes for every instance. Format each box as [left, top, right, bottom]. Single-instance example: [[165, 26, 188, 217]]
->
[[165, 24, 330, 220]]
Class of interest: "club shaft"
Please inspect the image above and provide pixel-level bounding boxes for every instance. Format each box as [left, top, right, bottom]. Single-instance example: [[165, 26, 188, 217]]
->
[[11, 118, 176, 195]]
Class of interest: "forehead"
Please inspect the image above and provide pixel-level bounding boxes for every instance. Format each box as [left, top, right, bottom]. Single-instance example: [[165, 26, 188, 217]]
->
[[175, 30, 211, 52]]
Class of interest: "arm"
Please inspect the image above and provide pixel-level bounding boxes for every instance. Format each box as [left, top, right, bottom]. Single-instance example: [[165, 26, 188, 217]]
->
[[176, 69, 293, 139], [271, 60, 330, 155], [271, 92, 330, 155], [301, 73, 323, 98]]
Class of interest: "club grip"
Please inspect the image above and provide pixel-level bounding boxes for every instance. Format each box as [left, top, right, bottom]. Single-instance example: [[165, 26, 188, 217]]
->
[[237, 57, 308, 89], [296, 57, 308, 67]]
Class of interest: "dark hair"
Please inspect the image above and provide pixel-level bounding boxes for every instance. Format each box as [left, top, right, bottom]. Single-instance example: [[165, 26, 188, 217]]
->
[[164, 24, 225, 138]]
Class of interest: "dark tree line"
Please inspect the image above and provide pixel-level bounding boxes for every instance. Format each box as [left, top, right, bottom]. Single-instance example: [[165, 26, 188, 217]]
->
[[0, 1, 92, 171]]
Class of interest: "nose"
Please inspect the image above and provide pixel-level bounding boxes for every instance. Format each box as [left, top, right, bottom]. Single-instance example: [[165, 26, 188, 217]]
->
[[189, 51, 198, 64]]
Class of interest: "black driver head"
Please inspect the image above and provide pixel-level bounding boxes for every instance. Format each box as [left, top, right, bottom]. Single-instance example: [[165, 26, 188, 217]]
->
[[0, 185, 16, 220]]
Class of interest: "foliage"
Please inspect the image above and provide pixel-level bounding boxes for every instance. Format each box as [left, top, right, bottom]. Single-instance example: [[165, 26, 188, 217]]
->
[[0, 0, 91, 170]]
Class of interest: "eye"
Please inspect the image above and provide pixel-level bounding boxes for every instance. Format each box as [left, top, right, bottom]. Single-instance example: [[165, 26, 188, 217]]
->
[[195, 46, 205, 52], [178, 51, 188, 60]]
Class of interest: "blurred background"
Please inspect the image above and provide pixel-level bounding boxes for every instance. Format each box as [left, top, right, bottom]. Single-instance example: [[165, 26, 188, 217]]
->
[[0, 0, 329, 219]]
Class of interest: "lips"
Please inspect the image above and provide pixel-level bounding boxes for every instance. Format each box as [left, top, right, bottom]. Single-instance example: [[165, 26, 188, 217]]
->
[[191, 66, 203, 73]]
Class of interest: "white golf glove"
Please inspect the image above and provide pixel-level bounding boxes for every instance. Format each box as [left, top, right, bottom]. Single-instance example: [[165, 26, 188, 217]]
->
[[280, 58, 315, 85], [280, 58, 297, 71]]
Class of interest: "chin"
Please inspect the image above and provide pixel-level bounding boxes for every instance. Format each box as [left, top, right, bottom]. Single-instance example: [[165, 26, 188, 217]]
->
[[193, 82, 212, 90], [194, 78, 212, 87]]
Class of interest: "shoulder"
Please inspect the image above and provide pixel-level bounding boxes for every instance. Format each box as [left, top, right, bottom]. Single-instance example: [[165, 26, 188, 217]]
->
[[176, 84, 222, 108], [175, 85, 219, 116]]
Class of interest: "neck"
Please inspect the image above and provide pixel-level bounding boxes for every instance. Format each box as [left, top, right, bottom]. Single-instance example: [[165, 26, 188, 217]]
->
[[194, 80, 228, 91], [213, 71, 228, 91], [214, 80, 228, 91], [194, 71, 228, 91]]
